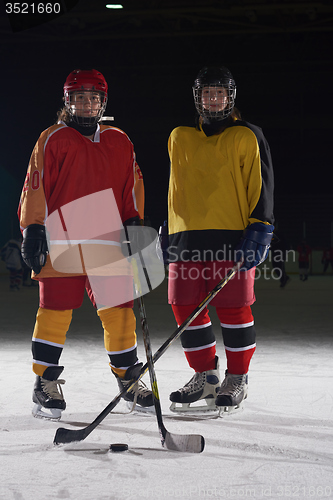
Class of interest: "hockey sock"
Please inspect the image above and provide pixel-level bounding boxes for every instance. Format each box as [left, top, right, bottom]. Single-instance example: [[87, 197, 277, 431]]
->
[[172, 304, 216, 372], [32, 308, 72, 377], [97, 306, 138, 379], [216, 306, 256, 374]]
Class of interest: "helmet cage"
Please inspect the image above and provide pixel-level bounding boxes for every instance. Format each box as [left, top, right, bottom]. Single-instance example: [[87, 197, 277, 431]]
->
[[63, 69, 108, 126], [64, 90, 107, 126], [193, 84, 236, 121]]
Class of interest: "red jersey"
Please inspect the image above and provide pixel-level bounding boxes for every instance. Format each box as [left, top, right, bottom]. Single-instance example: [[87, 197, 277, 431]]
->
[[297, 243, 311, 263], [18, 122, 144, 278], [322, 248, 333, 261]]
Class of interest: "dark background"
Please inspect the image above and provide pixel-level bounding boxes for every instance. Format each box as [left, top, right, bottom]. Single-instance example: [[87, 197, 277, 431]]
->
[[1, 0, 332, 248]]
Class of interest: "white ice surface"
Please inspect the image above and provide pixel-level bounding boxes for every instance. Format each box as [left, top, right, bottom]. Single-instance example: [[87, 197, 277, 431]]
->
[[0, 273, 333, 500]]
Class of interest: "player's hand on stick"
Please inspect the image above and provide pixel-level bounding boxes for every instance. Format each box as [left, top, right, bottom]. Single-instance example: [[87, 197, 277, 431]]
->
[[235, 222, 274, 271]]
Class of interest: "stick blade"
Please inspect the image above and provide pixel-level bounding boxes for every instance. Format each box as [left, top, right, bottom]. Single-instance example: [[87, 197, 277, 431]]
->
[[164, 432, 205, 453], [53, 426, 90, 445]]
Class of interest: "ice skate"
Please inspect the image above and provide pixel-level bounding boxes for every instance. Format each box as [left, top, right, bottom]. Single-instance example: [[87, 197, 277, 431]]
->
[[169, 357, 220, 413], [32, 366, 66, 421], [113, 363, 154, 411], [215, 370, 248, 415]]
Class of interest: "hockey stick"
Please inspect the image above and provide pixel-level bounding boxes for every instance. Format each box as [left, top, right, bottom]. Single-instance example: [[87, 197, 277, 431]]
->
[[132, 255, 204, 453], [53, 262, 240, 445]]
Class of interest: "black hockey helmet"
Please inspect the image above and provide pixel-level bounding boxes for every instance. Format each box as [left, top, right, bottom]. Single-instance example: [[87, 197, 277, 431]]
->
[[193, 66, 236, 121]]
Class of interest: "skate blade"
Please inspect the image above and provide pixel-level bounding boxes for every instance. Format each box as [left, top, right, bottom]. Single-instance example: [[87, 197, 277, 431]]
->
[[125, 401, 156, 414], [217, 403, 244, 416], [169, 400, 218, 414], [32, 403, 62, 421]]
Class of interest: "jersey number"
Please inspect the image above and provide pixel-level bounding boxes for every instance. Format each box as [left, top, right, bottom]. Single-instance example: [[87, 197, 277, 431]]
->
[[31, 171, 40, 190]]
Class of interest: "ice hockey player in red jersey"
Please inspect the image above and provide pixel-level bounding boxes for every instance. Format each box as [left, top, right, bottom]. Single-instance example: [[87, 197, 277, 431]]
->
[[18, 69, 153, 419], [322, 247, 333, 273], [167, 66, 274, 414]]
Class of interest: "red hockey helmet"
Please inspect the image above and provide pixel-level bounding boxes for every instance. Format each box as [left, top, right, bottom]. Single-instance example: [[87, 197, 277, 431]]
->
[[63, 69, 108, 126]]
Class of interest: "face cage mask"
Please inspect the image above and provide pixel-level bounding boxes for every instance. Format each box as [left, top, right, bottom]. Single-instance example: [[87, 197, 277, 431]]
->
[[193, 85, 236, 121], [64, 91, 108, 126]]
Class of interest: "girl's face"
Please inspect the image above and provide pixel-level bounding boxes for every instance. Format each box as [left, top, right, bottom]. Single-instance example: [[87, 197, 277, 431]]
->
[[70, 91, 102, 118], [201, 86, 228, 112]]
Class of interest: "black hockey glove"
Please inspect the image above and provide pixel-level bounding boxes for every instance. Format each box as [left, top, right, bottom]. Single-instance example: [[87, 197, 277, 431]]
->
[[21, 224, 48, 274], [235, 222, 274, 271]]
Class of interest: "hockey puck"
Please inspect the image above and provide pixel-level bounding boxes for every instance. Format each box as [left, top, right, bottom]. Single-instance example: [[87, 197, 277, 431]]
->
[[109, 443, 128, 452]]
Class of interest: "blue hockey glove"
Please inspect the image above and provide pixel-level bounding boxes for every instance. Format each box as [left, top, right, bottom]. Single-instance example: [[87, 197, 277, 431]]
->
[[21, 224, 48, 274], [235, 222, 274, 271]]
